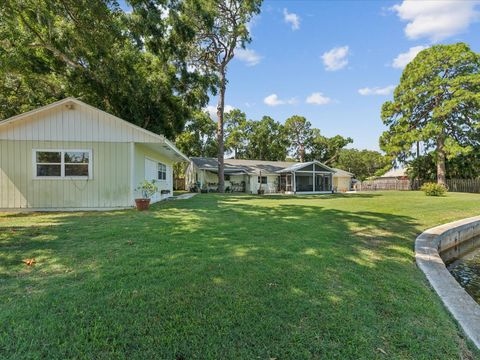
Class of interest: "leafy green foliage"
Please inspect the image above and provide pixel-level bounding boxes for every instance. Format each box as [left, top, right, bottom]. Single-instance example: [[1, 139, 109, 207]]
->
[[175, 111, 218, 158], [244, 116, 289, 161], [284, 115, 311, 162], [173, 0, 262, 192], [334, 149, 391, 181], [380, 43, 480, 184], [225, 109, 248, 159], [421, 182, 447, 196], [306, 130, 353, 164], [0, 0, 210, 139]]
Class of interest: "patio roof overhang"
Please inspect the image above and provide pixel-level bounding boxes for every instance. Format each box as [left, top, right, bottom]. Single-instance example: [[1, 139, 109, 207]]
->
[[198, 167, 248, 175], [276, 160, 336, 173]]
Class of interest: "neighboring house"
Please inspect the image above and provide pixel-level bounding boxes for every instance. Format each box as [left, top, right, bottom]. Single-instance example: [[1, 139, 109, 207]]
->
[[376, 168, 408, 180], [186, 157, 353, 194], [0, 98, 188, 210]]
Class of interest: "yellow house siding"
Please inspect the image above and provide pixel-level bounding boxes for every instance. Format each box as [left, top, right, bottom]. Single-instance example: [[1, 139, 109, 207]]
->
[[333, 176, 351, 192], [0, 140, 131, 209], [133, 143, 174, 200], [0, 103, 161, 143]]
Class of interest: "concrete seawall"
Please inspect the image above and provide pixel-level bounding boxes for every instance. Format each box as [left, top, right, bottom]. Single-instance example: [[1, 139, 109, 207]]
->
[[415, 216, 480, 349]]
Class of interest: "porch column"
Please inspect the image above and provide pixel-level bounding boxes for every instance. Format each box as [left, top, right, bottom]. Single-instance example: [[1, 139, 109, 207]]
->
[[313, 171, 316, 192], [293, 172, 296, 194]]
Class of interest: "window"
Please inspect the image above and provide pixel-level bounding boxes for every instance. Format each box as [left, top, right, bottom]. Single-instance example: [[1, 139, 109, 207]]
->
[[157, 163, 166, 180], [34, 150, 91, 179], [258, 176, 267, 184]]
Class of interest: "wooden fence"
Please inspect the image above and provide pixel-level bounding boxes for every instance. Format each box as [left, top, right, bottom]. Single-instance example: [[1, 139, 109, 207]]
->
[[356, 178, 480, 194], [446, 179, 480, 193], [356, 179, 411, 191]]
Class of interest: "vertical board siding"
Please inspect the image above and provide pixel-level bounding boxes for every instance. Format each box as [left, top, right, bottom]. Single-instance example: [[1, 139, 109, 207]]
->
[[0, 103, 161, 143], [0, 101, 183, 209], [0, 140, 131, 209], [133, 144, 174, 200]]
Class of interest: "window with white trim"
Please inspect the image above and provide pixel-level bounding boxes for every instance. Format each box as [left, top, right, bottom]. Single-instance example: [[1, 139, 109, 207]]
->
[[34, 150, 91, 178], [258, 176, 267, 184], [157, 163, 166, 180]]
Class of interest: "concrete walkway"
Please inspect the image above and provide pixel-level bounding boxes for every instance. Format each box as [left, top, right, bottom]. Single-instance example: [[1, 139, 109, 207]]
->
[[175, 193, 197, 200]]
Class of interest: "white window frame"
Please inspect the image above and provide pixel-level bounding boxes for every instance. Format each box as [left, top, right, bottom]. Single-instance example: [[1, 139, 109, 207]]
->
[[33, 149, 93, 180], [157, 162, 167, 181], [258, 176, 267, 184]]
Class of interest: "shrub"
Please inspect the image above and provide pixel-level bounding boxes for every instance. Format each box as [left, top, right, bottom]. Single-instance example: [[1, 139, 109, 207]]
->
[[420, 182, 447, 196]]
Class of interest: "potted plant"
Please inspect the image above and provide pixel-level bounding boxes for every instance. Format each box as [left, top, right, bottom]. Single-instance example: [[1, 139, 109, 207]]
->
[[135, 180, 158, 210]]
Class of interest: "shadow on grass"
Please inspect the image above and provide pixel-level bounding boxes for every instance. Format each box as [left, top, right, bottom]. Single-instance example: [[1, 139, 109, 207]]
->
[[0, 194, 473, 359]]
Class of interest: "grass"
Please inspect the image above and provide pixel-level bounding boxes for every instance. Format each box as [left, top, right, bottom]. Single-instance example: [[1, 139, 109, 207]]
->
[[1, 191, 480, 359]]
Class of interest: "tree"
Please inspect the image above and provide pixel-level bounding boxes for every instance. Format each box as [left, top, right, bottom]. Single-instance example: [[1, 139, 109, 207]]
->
[[177, 0, 262, 192], [306, 129, 353, 164], [0, 0, 209, 138], [334, 149, 391, 181], [380, 43, 480, 185], [175, 110, 217, 158], [284, 115, 312, 162], [224, 109, 247, 159], [244, 116, 288, 161], [407, 151, 480, 182]]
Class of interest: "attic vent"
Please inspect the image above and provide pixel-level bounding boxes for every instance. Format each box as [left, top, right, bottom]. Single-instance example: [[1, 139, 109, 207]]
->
[[65, 103, 75, 110]]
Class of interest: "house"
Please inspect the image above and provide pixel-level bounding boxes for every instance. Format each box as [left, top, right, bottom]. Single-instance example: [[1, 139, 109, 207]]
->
[[0, 98, 188, 210], [376, 168, 408, 180], [186, 157, 354, 194]]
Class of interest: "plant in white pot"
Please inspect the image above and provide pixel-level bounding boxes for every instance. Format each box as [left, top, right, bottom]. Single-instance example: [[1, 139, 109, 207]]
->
[[135, 180, 158, 210]]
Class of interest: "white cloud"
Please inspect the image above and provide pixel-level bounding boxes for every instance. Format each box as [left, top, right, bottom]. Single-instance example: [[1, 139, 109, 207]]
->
[[205, 105, 234, 119], [235, 48, 262, 66], [358, 85, 395, 96], [392, 0, 480, 42], [305, 92, 332, 105], [321, 46, 349, 71], [392, 45, 427, 69], [283, 8, 300, 30], [263, 94, 297, 106]]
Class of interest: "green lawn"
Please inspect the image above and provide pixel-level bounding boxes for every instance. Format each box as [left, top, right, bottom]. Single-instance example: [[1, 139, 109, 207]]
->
[[1, 192, 480, 359]]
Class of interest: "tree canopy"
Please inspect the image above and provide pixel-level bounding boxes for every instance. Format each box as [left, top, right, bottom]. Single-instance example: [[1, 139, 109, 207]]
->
[[175, 110, 218, 158], [380, 43, 480, 184], [0, 0, 210, 139], [174, 0, 262, 192], [334, 149, 391, 181]]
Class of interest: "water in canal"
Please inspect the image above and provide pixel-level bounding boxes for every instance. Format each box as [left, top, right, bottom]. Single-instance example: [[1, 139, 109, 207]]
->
[[448, 247, 480, 304]]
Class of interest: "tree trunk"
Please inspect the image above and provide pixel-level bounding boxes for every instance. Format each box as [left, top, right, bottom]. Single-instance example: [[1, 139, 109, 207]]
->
[[216, 68, 226, 193], [299, 144, 305, 162], [436, 134, 446, 186]]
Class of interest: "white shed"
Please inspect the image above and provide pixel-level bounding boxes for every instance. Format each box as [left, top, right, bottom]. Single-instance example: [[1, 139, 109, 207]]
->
[[0, 98, 188, 210]]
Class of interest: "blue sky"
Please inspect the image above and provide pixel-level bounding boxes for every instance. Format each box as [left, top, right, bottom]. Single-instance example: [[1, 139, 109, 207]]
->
[[120, 1, 480, 151]]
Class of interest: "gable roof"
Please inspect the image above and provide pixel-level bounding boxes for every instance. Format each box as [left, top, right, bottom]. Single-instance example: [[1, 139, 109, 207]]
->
[[190, 157, 349, 176], [277, 160, 336, 173], [378, 168, 407, 178], [332, 168, 354, 177], [0, 97, 189, 162]]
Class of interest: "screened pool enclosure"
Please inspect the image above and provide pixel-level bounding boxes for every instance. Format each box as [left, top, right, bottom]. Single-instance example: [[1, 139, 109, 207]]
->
[[277, 161, 334, 193]]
